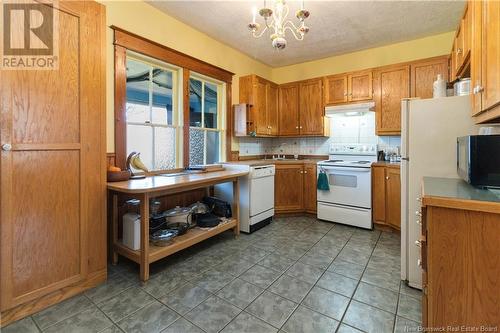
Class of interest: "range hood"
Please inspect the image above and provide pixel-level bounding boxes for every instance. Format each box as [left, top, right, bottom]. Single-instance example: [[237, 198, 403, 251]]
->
[[325, 101, 375, 117]]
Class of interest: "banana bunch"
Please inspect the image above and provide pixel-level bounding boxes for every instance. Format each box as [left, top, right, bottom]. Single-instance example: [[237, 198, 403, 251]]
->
[[126, 152, 149, 174]]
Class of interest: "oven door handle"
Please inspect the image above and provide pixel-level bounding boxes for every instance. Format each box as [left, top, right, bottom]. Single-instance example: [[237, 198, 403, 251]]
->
[[318, 166, 371, 173]]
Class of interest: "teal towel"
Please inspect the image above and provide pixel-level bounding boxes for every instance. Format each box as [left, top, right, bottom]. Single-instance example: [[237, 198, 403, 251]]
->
[[317, 171, 330, 191]]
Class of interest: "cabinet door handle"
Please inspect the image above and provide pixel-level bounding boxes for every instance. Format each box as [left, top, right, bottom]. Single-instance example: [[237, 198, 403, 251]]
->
[[304, 171, 308, 174], [344, 92, 348, 96], [299, 126, 303, 129], [385, 176, 390, 180], [295, 126, 299, 129], [457, 48, 462, 55], [473, 85, 484, 94], [1, 143, 12, 151]]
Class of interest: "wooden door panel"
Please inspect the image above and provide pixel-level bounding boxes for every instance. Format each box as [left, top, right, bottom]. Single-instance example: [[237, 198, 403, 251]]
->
[[482, 0, 500, 111], [11, 12, 80, 145], [324, 75, 347, 105], [372, 166, 386, 223], [275, 165, 303, 211], [374, 65, 409, 135], [303, 164, 317, 213], [386, 168, 401, 229], [349, 71, 373, 102], [410, 57, 449, 99], [267, 84, 279, 136], [299, 79, 323, 135], [470, 0, 482, 115], [278, 84, 300, 136], [12, 151, 81, 297], [255, 79, 268, 135]]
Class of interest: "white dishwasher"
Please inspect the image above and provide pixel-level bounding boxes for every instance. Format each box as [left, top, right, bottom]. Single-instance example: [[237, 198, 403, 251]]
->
[[215, 164, 275, 233]]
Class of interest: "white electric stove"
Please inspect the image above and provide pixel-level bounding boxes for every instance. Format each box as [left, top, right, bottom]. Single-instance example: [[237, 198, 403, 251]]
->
[[317, 144, 377, 229]]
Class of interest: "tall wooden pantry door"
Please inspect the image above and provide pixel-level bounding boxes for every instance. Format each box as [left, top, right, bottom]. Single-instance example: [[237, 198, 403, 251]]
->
[[0, 0, 106, 314]]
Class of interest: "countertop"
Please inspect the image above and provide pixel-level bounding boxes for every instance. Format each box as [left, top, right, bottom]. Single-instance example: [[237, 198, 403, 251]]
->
[[371, 161, 401, 168], [421, 177, 500, 213], [107, 169, 249, 194], [226, 159, 323, 167]]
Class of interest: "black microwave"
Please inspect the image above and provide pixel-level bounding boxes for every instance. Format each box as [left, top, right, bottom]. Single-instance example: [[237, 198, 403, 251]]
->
[[457, 135, 500, 188]]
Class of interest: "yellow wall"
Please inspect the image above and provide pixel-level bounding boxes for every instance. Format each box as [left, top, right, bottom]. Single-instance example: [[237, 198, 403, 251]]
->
[[271, 31, 455, 83], [100, 1, 273, 152]]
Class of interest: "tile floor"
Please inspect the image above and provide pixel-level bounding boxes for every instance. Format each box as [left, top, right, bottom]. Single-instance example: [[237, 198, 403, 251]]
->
[[3, 216, 422, 333]]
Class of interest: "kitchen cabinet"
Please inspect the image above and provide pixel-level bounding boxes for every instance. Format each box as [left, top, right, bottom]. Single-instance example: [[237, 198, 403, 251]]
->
[[410, 56, 449, 99], [275, 164, 304, 212], [239, 75, 279, 136], [278, 83, 300, 136], [470, 0, 500, 122], [0, 1, 106, 326], [303, 163, 317, 214], [278, 79, 328, 137], [372, 164, 401, 230], [324, 70, 373, 105], [373, 65, 410, 135], [420, 178, 500, 328], [451, 3, 471, 79]]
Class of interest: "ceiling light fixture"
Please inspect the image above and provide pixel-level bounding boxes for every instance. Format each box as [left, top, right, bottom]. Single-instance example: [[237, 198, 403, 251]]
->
[[248, 0, 310, 50]]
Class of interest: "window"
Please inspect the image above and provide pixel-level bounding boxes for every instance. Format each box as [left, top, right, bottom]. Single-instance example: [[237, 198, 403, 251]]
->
[[189, 74, 226, 165], [125, 53, 181, 170]]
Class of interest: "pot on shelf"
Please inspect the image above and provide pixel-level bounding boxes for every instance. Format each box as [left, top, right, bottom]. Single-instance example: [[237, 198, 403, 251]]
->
[[165, 206, 193, 229]]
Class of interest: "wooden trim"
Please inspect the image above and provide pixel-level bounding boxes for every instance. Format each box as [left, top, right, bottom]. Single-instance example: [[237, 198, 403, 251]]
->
[[183, 69, 191, 167], [114, 45, 127, 169], [226, 83, 233, 161], [112, 27, 234, 83], [422, 195, 500, 215]]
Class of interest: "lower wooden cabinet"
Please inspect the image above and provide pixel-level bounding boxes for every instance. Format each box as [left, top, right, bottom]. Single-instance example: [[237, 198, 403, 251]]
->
[[275, 163, 317, 214], [372, 164, 401, 229], [421, 196, 500, 328]]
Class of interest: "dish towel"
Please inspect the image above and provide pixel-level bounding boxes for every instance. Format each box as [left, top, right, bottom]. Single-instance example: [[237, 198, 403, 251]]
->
[[317, 169, 330, 191]]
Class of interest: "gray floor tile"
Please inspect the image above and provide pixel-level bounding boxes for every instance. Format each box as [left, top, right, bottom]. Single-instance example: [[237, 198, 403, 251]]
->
[[343, 300, 395, 333], [337, 247, 371, 266], [327, 260, 365, 280], [282, 306, 339, 333], [85, 274, 137, 304], [240, 264, 281, 289], [259, 254, 296, 272], [367, 254, 400, 273], [285, 262, 325, 284], [394, 316, 421, 333], [216, 257, 255, 276], [161, 318, 204, 333], [336, 324, 364, 333], [221, 312, 277, 333], [117, 301, 179, 333], [100, 325, 123, 333], [399, 282, 422, 300], [237, 247, 273, 263], [43, 307, 112, 333], [217, 278, 264, 309], [317, 272, 358, 297], [141, 271, 188, 298], [190, 267, 235, 293], [275, 246, 308, 260], [397, 294, 422, 323], [247, 291, 298, 328], [161, 283, 212, 315], [301, 286, 350, 321], [299, 253, 334, 269], [32, 294, 93, 329], [361, 267, 400, 292], [268, 275, 313, 303], [98, 287, 155, 322], [184, 296, 241, 333], [353, 282, 399, 313], [2, 317, 40, 333]]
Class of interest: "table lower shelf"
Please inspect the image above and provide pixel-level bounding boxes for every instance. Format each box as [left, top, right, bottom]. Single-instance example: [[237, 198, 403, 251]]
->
[[114, 218, 238, 264]]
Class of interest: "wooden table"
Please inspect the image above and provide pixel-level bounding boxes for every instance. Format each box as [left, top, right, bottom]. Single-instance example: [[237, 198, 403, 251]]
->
[[107, 169, 248, 281]]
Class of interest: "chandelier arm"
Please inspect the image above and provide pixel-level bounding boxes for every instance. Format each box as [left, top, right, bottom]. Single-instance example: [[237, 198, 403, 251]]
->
[[252, 25, 269, 38], [284, 21, 304, 40]]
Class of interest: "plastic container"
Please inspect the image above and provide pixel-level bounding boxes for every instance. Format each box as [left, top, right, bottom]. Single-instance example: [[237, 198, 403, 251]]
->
[[433, 74, 447, 98], [123, 212, 140, 250]]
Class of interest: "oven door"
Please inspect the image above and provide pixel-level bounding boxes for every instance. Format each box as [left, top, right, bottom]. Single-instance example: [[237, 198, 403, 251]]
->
[[317, 166, 371, 208]]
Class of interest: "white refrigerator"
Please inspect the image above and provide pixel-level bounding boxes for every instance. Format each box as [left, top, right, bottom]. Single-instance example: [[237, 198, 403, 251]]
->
[[400, 95, 477, 289]]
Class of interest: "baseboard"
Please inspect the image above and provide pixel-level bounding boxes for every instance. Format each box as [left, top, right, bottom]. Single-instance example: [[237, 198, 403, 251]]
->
[[0, 269, 107, 327]]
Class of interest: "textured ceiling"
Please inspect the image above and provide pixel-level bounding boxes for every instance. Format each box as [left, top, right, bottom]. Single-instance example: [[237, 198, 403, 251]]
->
[[148, 0, 465, 67]]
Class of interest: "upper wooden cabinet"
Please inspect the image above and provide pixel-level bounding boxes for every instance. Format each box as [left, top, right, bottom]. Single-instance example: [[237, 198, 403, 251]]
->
[[324, 70, 373, 105], [299, 78, 325, 136], [471, 0, 500, 122], [451, 3, 472, 78], [278, 83, 300, 136], [410, 56, 449, 99], [239, 75, 279, 136], [373, 65, 410, 135]]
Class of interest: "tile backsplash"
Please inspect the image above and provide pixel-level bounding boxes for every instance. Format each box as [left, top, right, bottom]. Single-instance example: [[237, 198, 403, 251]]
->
[[238, 112, 401, 157]]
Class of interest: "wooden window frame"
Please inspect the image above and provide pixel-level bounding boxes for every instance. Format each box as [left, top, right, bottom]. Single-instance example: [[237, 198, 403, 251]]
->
[[113, 26, 234, 169]]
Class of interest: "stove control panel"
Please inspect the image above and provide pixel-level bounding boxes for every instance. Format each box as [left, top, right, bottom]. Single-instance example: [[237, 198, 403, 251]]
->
[[329, 143, 377, 155]]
